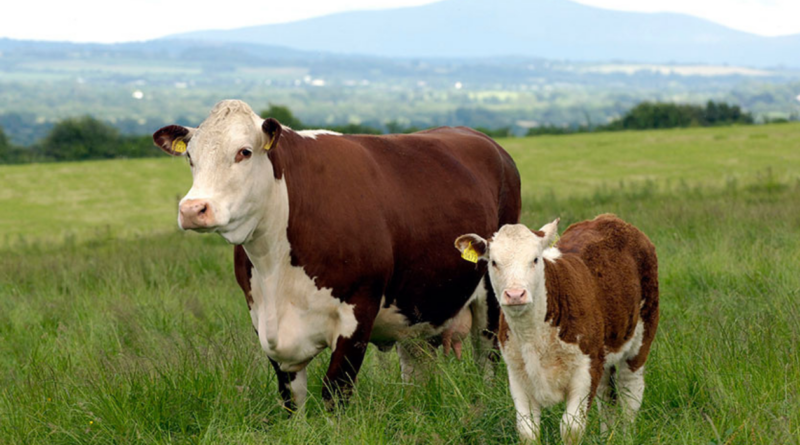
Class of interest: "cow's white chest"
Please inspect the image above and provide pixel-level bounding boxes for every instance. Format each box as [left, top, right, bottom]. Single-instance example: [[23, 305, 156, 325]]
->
[[502, 322, 588, 407], [248, 261, 358, 372]]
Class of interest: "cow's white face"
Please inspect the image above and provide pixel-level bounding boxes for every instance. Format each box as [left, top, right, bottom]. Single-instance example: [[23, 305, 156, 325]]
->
[[455, 219, 559, 313], [154, 100, 279, 245]]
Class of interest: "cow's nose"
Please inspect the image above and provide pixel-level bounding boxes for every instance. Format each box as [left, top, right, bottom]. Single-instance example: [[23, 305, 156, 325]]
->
[[179, 199, 215, 230], [503, 288, 527, 306]]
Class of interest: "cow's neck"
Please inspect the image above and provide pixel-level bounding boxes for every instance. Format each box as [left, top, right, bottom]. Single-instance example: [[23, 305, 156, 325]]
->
[[241, 176, 292, 273]]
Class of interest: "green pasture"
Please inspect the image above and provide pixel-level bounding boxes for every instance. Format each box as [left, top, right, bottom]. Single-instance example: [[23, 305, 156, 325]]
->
[[1, 124, 799, 443]]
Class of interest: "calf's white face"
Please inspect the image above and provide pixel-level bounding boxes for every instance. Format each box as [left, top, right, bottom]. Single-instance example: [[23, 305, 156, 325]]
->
[[154, 100, 280, 245], [455, 219, 559, 311]]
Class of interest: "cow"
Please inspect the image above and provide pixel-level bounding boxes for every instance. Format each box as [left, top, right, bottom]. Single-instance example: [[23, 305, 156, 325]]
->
[[153, 99, 520, 410], [455, 214, 659, 443]]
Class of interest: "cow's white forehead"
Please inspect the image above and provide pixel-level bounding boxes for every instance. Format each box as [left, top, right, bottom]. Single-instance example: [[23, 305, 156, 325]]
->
[[202, 100, 259, 127], [193, 100, 262, 149], [491, 224, 541, 258]]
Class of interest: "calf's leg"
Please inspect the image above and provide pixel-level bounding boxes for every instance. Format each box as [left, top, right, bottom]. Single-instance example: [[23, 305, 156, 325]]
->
[[507, 364, 540, 441], [596, 366, 617, 434], [617, 364, 645, 422], [561, 360, 597, 445], [397, 340, 436, 383]]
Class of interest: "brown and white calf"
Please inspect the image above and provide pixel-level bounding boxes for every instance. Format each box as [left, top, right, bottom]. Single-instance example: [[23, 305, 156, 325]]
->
[[154, 100, 520, 410], [455, 214, 658, 443]]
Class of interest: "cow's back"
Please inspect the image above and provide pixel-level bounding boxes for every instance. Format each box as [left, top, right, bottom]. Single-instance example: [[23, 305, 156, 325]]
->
[[269, 127, 520, 327], [557, 214, 658, 352]]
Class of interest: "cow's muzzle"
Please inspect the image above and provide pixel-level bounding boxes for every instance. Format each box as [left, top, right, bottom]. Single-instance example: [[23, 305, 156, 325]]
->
[[179, 199, 216, 230], [502, 288, 529, 306]]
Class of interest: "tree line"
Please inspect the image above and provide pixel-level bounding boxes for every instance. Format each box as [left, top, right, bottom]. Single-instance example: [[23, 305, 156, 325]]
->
[[0, 101, 775, 164]]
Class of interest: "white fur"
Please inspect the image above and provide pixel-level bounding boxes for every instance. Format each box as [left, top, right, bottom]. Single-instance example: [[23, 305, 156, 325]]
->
[[283, 126, 342, 139], [289, 369, 308, 409], [543, 246, 562, 261]]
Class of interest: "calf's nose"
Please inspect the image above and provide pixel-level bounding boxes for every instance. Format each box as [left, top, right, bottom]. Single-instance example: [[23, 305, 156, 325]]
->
[[179, 199, 215, 230], [503, 288, 528, 306]]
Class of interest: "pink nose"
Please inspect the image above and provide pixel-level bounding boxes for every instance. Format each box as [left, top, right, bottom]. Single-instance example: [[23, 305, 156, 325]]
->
[[179, 199, 215, 230], [503, 288, 527, 306]]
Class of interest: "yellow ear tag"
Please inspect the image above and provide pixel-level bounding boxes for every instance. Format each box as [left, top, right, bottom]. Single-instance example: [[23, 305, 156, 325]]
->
[[172, 139, 187, 154], [550, 233, 560, 248], [461, 242, 479, 263], [264, 136, 275, 151]]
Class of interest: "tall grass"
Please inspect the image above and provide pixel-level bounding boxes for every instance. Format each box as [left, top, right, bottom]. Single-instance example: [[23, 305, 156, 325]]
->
[[2, 175, 799, 443]]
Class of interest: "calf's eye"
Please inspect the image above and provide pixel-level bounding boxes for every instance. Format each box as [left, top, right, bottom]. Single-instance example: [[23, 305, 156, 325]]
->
[[491, 260, 497, 268], [533, 258, 539, 265], [235, 148, 253, 163]]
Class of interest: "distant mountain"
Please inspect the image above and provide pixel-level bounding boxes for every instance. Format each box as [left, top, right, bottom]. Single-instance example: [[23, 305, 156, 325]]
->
[[170, 0, 800, 68]]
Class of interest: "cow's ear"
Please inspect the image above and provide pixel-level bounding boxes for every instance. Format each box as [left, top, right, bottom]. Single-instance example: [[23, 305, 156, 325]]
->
[[455, 234, 489, 263], [536, 218, 560, 247], [153, 125, 195, 156], [262, 118, 282, 151]]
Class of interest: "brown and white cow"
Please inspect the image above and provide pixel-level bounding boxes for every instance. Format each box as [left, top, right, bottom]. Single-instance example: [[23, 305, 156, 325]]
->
[[455, 214, 659, 443], [154, 100, 520, 409]]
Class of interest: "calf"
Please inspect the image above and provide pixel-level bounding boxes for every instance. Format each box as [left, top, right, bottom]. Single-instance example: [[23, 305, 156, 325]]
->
[[455, 214, 658, 443]]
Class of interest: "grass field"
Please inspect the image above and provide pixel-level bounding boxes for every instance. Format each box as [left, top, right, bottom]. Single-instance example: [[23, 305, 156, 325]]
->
[[1, 124, 799, 444]]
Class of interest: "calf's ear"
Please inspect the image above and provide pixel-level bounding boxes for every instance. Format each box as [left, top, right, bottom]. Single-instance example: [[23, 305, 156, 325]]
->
[[153, 125, 196, 156], [537, 218, 560, 247], [454, 234, 489, 263], [262, 118, 283, 151]]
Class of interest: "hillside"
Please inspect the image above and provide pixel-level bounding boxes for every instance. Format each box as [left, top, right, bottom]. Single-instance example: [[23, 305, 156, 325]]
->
[[171, 0, 800, 67]]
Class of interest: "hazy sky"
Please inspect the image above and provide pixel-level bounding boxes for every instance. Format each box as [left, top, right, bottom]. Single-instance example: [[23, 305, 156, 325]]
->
[[2, 0, 798, 43]]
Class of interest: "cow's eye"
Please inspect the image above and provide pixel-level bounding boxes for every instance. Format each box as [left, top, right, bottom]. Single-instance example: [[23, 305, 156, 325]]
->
[[491, 260, 497, 268], [235, 148, 253, 163], [533, 257, 538, 265]]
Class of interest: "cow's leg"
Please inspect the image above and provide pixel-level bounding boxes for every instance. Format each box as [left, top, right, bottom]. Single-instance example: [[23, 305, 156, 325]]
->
[[507, 364, 540, 442], [617, 364, 645, 423], [268, 357, 298, 412], [561, 361, 595, 445], [597, 366, 617, 435], [469, 277, 500, 376], [321, 292, 380, 407], [397, 339, 436, 383]]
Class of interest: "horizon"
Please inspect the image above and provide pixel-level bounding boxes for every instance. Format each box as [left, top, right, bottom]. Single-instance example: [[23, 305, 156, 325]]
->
[[1, 0, 799, 45]]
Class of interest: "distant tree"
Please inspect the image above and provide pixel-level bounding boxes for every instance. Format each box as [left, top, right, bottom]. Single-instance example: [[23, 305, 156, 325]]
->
[[0, 126, 10, 161], [385, 120, 423, 134], [260, 104, 304, 130], [39, 116, 121, 161], [526, 124, 591, 136], [601, 101, 753, 131], [475, 126, 513, 138]]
